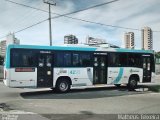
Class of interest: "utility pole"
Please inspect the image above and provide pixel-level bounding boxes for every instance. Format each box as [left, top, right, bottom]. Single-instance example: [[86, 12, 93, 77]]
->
[[43, 0, 56, 46]]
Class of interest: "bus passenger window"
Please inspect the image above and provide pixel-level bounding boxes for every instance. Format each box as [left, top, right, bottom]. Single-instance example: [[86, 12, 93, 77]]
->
[[94, 57, 98, 66], [23, 55, 28, 66], [147, 59, 150, 70], [119, 53, 127, 66], [73, 54, 79, 66], [80, 54, 91, 66], [94, 57, 97, 62], [56, 52, 71, 67], [64, 53, 71, 66], [143, 59, 146, 68], [128, 54, 141, 67], [73, 53, 92, 67], [108, 53, 120, 67], [46, 55, 52, 67]]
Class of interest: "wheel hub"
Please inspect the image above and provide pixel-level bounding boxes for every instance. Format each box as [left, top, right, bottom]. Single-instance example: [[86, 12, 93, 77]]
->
[[60, 82, 68, 91]]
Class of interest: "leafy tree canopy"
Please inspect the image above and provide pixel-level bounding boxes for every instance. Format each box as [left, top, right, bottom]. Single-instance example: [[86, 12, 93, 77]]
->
[[155, 52, 160, 58]]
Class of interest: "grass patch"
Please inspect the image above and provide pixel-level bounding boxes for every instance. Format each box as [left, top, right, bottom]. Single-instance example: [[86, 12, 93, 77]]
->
[[148, 85, 160, 92]]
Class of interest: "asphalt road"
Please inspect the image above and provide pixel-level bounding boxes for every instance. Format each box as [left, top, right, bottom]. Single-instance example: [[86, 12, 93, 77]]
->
[[0, 79, 160, 120]]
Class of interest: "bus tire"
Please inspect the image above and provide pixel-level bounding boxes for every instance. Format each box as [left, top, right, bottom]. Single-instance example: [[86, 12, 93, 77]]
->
[[128, 77, 138, 91], [55, 78, 71, 93]]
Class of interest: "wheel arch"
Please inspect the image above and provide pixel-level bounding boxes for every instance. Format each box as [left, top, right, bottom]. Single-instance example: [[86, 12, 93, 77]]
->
[[129, 74, 140, 82], [56, 76, 72, 86]]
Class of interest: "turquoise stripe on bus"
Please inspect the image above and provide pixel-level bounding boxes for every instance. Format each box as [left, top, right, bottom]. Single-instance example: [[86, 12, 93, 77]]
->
[[112, 67, 124, 84], [5, 45, 11, 68], [7, 44, 97, 51], [115, 48, 154, 54]]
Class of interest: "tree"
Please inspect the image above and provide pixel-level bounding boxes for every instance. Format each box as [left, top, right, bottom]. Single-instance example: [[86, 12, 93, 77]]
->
[[155, 52, 160, 58]]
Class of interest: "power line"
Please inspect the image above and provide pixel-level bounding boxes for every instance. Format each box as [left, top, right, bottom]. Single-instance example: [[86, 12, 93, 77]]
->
[[0, 1, 47, 39], [61, 16, 140, 31], [0, 19, 48, 39], [6, 0, 119, 16], [9, 2, 44, 32], [1, 0, 120, 38], [5, 0, 49, 14], [14, 19, 48, 34], [1, 0, 160, 40], [62, 16, 160, 32], [5, 0, 120, 20], [5, 0, 160, 32], [51, 0, 120, 19], [4, 0, 139, 31]]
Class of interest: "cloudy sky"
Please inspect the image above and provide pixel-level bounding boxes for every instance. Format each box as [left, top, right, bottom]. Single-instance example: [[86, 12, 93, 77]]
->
[[0, 0, 160, 51]]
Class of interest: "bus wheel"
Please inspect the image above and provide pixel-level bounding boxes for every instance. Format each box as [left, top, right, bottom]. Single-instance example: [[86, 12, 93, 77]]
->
[[128, 77, 138, 91], [56, 78, 71, 93], [114, 84, 121, 87]]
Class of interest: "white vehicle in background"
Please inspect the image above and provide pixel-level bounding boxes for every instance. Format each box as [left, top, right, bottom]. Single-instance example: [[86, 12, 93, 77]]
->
[[3, 44, 155, 92]]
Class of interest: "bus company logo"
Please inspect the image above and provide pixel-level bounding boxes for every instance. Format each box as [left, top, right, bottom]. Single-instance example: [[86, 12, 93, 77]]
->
[[130, 69, 139, 73], [70, 70, 80, 75], [59, 69, 67, 74], [57, 69, 67, 75], [15, 68, 35, 72]]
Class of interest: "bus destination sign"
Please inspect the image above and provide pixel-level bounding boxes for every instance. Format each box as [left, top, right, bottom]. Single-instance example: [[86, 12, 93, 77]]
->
[[15, 68, 35, 72]]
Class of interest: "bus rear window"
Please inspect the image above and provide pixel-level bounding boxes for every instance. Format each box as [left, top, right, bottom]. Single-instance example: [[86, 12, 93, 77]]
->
[[10, 49, 36, 67]]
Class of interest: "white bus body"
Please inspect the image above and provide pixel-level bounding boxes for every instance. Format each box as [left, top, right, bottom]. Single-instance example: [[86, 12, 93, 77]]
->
[[3, 44, 155, 92]]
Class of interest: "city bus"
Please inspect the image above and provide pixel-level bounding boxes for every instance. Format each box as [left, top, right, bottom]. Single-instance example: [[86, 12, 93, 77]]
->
[[3, 44, 155, 92]]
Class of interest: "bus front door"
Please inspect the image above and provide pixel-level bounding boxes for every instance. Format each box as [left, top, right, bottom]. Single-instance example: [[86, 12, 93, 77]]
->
[[142, 56, 151, 82], [93, 55, 107, 84], [37, 53, 53, 87]]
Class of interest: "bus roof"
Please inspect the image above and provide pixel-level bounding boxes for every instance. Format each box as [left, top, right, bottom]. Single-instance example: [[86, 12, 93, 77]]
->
[[7, 44, 154, 54]]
